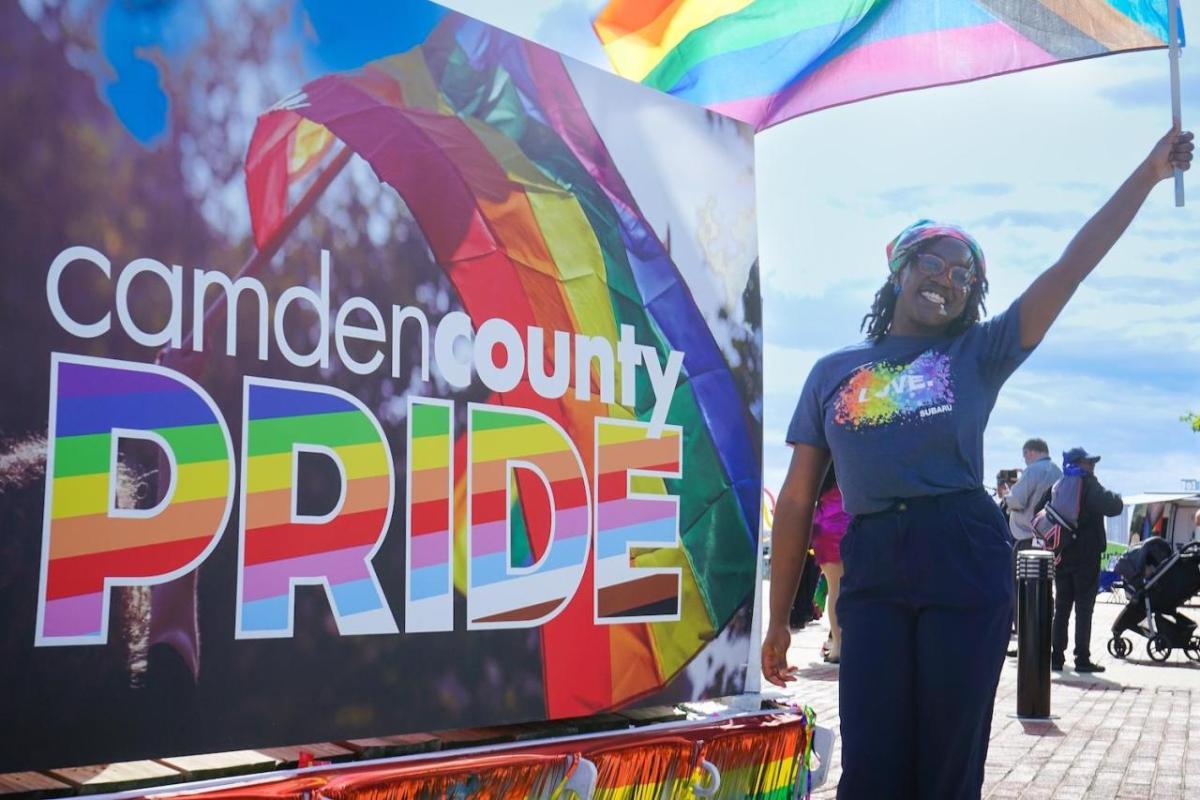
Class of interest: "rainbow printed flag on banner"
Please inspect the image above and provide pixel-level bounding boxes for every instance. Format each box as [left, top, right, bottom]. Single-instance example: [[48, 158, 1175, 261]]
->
[[594, 0, 1182, 131], [243, 8, 761, 720]]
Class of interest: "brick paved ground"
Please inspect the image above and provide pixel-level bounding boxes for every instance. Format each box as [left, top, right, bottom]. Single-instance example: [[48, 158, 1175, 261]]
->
[[762, 583, 1200, 798]]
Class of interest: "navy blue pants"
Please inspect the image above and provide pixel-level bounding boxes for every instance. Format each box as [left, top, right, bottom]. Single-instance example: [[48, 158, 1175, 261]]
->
[[836, 490, 1013, 799]]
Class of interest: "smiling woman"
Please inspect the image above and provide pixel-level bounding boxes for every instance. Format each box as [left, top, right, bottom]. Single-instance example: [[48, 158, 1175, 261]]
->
[[862, 219, 990, 342], [765, 126, 1194, 799]]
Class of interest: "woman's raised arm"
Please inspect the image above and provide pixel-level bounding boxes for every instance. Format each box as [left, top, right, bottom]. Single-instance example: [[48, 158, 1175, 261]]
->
[[1018, 127, 1193, 350]]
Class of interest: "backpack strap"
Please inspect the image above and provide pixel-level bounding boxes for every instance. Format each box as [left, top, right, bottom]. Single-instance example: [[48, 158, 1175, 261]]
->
[[1045, 502, 1075, 532], [1033, 485, 1052, 515]]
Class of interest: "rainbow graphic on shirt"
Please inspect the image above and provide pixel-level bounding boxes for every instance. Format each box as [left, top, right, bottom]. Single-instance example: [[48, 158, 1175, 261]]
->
[[237, 378, 397, 637], [834, 349, 954, 430], [37, 354, 233, 645]]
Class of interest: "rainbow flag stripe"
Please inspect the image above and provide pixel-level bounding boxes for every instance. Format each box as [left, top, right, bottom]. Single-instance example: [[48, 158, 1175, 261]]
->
[[586, 712, 812, 798], [171, 711, 815, 800], [590, 739, 695, 799], [703, 756, 802, 800], [594, 420, 682, 622], [697, 712, 815, 799], [38, 355, 232, 644], [424, 19, 757, 708], [238, 379, 397, 637], [406, 397, 454, 632], [596, 0, 1177, 130], [246, 112, 335, 248], [467, 406, 591, 627]]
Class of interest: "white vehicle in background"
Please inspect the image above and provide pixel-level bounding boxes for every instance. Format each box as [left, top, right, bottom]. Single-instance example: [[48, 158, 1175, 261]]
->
[[1108, 492, 1200, 551], [1100, 493, 1200, 601]]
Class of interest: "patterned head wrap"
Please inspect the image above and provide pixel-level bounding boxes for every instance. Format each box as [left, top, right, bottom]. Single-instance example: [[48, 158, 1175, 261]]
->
[[886, 219, 986, 279]]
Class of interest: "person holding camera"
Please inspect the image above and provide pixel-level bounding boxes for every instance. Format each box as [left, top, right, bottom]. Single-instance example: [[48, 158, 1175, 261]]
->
[[995, 469, 1017, 507]]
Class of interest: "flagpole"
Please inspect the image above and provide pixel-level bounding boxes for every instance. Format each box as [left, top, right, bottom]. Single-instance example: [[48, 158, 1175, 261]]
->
[[1169, 0, 1184, 207], [169, 144, 354, 357]]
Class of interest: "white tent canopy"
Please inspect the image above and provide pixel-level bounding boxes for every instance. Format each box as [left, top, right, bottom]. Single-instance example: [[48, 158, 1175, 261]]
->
[[1121, 493, 1200, 506], [1107, 493, 1200, 547]]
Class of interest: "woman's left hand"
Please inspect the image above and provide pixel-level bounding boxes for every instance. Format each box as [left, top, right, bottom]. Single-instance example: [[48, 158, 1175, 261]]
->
[[1145, 126, 1194, 181], [761, 622, 798, 687]]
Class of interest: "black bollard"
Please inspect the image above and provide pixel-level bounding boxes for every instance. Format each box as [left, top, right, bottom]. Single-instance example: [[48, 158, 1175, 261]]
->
[[1015, 549, 1055, 719]]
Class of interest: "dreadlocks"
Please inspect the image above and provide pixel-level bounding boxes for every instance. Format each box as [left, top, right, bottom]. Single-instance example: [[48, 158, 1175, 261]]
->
[[860, 260, 989, 343]]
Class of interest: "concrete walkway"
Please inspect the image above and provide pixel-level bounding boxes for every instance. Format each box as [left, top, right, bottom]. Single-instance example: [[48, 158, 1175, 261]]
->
[[763, 583, 1200, 798]]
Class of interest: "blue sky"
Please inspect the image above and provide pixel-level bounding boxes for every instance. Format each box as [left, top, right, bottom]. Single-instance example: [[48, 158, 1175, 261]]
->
[[441, 0, 1200, 498]]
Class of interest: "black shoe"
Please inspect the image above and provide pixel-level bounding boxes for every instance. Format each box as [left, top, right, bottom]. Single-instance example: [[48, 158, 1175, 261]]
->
[[1006, 647, 1019, 657], [1051, 659, 1064, 672], [1075, 660, 1106, 673]]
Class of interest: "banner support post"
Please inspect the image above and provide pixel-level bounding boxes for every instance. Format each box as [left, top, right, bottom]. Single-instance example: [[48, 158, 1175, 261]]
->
[[1169, 0, 1185, 207]]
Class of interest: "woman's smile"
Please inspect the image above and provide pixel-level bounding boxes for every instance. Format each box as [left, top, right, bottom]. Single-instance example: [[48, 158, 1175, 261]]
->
[[890, 236, 976, 334], [918, 286, 950, 315]]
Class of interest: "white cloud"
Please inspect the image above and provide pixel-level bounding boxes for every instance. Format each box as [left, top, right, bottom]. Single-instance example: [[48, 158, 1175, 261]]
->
[[989, 365, 1200, 496]]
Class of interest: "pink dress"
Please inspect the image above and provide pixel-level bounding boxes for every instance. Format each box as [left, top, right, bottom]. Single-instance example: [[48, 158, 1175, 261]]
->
[[811, 485, 851, 566]]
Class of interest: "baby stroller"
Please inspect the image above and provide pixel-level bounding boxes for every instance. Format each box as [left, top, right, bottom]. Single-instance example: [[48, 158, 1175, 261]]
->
[[1108, 538, 1200, 662]]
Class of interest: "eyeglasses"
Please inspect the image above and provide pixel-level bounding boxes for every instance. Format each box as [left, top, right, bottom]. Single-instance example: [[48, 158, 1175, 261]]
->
[[913, 252, 976, 290]]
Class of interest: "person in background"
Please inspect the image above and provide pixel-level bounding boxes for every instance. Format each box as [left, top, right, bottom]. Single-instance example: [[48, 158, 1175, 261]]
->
[[1006, 444, 1060, 537], [1003, 439, 1062, 654], [995, 470, 1013, 506], [787, 545, 823, 630], [1006, 441, 1062, 539], [809, 465, 850, 664], [1051, 447, 1123, 673]]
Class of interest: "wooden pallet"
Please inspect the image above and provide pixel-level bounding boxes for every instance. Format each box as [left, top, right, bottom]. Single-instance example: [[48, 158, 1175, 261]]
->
[[0, 774, 71, 797], [0, 743, 353, 798]]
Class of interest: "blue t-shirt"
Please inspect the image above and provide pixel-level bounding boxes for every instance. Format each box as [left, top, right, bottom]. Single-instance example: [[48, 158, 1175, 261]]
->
[[786, 298, 1034, 516]]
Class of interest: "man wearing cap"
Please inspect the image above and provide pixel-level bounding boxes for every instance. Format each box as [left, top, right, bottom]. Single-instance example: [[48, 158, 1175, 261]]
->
[[1052, 447, 1124, 673]]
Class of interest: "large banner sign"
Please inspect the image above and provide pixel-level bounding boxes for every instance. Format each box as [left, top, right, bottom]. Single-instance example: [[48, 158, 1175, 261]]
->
[[0, 0, 761, 770]]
